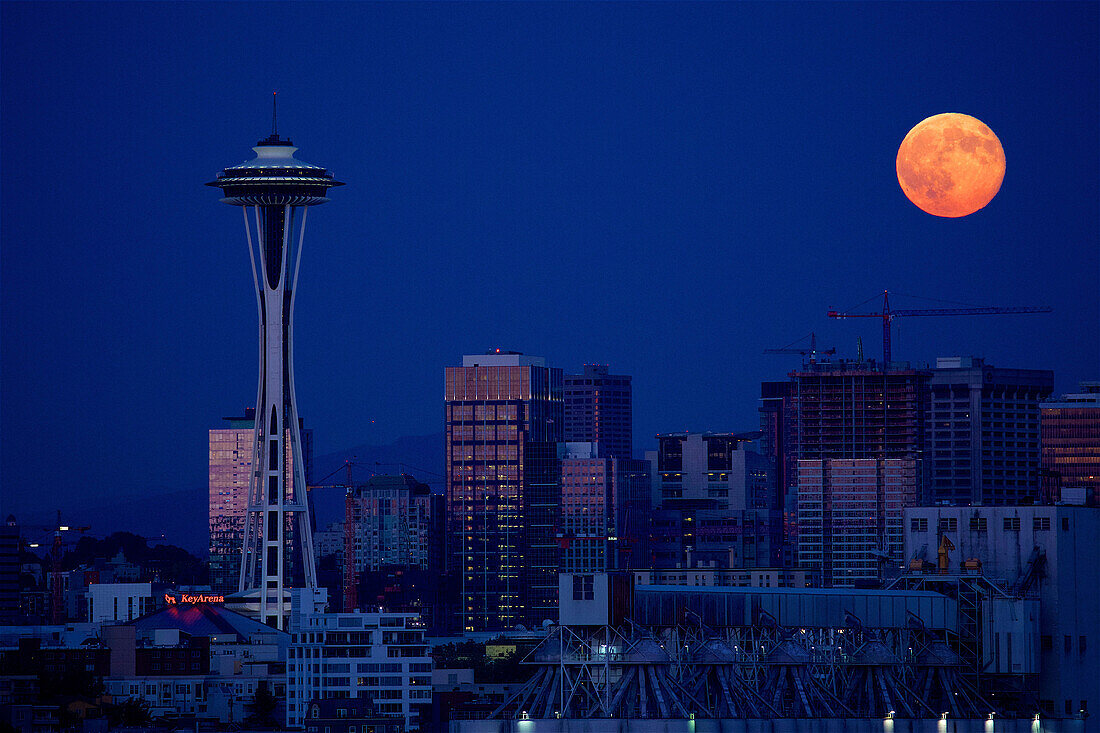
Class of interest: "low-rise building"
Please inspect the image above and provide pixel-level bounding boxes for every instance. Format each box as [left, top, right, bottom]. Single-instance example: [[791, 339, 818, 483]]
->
[[287, 610, 432, 731], [87, 583, 158, 623]]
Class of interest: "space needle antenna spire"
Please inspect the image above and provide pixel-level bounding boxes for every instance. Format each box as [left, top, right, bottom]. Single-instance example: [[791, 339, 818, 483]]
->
[[271, 91, 277, 136], [206, 101, 344, 630]]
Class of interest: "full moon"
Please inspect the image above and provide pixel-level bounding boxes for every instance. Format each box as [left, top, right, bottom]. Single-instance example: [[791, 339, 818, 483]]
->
[[896, 113, 1005, 218]]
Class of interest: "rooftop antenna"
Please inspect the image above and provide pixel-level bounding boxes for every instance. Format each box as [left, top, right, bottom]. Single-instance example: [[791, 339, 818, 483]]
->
[[272, 91, 278, 136]]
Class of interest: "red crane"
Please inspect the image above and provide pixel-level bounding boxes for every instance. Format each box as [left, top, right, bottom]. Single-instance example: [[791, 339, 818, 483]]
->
[[827, 290, 1052, 365]]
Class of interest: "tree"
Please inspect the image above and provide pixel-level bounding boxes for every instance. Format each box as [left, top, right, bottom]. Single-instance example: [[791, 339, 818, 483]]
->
[[245, 681, 280, 730], [106, 698, 152, 727]]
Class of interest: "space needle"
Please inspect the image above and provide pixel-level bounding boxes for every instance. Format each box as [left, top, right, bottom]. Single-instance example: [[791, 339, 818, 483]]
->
[[207, 99, 343, 628]]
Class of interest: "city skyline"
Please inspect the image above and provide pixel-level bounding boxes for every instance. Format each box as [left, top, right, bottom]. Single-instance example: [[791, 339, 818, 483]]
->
[[2, 2, 1098, 534]]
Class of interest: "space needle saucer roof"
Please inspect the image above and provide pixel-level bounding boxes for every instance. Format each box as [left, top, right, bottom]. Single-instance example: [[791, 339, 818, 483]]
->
[[207, 132, 344, 206]]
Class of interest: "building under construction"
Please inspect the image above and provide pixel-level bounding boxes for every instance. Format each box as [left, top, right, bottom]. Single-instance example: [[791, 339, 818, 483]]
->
[[785, 360, 930, 587]]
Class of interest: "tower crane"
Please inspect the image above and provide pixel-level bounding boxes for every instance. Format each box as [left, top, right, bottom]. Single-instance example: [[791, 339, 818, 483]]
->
[[828, 290, 1052, 365], [764, 332, 836, 364]]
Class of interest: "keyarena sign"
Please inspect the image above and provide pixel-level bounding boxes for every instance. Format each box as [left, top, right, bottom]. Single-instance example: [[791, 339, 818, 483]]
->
[[165, 592, 225, 605]]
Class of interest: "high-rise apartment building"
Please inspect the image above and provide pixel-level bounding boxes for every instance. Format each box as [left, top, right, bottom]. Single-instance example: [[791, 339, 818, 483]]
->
[[342, 475, 444, 612], [209, 410, 256, 593], [798, 459, 915, 587], [1041, 381, 1100, 506], [564, 364, 632, 458], [444, 351, 563, 631], [788, 361, 929, 587], [559, 442, 651, 573], [209, 409, 312, 594], [345, 476, 441, 573], [927, 357, 1053, 505]]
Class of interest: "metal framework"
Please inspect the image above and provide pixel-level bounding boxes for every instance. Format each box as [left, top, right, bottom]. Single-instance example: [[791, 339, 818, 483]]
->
[[489, 611, 998, 721], [207, 114, 343, 629]]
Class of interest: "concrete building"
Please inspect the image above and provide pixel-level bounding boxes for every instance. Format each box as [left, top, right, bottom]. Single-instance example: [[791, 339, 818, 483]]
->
[[345, 476, 441, 574], [649, 432, 774, 511], [343, 475, 444, 616], [903, 504, 1100, 718], [444, 351, 563, 631], [759, 380, 798, 562], [927, 357, 1053, 505], [1041, 381, 1100, 505], [559, 442, 651, 573], [563, 364, 633, 458], [286, 610, 431, 730], [208, 409, 314, 596], [86, 582, 158, 623], [644, 433, 781, 570]]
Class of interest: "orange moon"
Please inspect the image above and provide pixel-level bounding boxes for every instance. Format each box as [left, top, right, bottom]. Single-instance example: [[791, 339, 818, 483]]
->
[[896, 113, 1005, 218]]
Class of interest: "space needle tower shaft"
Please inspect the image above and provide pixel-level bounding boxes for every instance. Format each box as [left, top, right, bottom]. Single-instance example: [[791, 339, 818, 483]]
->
[[207, 102, 343, 629]]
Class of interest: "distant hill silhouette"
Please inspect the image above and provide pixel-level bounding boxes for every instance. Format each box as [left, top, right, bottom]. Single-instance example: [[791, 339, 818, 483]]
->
[[309, 432, 444, 529]]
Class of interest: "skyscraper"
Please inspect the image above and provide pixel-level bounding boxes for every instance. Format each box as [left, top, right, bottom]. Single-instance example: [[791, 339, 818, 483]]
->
[[926, 357, 1053, 505], [208, 410, 255, 593], [559, 442, 651, 573], [206, 117, 342, 628], [564, 364, 633, 458], [1041, 381, 1100, 505], [444, 351, 563, 631]]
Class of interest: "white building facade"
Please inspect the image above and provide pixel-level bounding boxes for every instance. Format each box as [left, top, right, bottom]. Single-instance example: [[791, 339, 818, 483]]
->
[[286, 610, 432, 730]]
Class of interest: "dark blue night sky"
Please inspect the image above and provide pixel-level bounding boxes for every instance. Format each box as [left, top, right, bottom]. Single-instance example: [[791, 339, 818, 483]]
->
[[2, 2, 1097, 540]]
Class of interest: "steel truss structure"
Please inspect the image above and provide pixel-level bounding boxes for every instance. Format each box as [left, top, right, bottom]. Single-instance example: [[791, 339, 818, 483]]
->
[[490, 612, 996, 720]]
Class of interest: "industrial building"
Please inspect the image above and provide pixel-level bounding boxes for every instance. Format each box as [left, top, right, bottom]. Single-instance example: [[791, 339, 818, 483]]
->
[[444, 351, 564, 632], [451, 573, 1059, 730], [902, 504, 1099, 719]]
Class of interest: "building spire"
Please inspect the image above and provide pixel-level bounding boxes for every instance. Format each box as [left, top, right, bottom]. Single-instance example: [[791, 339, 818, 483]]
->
[[256, 93, 292, 147]]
